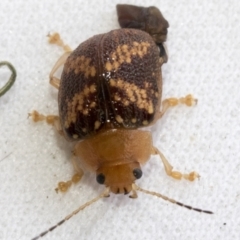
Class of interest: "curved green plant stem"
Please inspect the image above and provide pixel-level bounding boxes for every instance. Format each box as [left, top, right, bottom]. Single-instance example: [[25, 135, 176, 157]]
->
[[0, 61, 17, 97]]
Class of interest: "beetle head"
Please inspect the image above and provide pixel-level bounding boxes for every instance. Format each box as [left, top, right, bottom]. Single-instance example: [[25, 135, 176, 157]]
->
[[96, 162, 142, 194]]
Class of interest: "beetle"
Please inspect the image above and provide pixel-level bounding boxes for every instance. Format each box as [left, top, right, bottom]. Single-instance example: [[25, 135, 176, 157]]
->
[[30, 4, 213, 240]]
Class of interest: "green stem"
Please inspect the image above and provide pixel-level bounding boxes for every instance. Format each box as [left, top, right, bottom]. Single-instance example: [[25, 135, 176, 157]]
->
[[0, 61, 17, 97]]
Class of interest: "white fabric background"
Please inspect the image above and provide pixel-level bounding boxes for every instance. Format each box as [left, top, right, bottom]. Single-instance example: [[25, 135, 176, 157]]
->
[[0, 0, 239, 240]]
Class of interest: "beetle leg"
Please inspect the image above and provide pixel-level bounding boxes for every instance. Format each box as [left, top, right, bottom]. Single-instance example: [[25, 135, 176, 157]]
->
[[130, 184, 138, 198], [47, 33, 72, 89], [56, 155, 84, 193], [29, 110, 63, 135], [152, 147, 200, 181], [157, 43, 168, 65], [48, 32, 72, 52], [29, 110, 84, 192], [49, 51, 71, 89], [158, 94, 197, 119]]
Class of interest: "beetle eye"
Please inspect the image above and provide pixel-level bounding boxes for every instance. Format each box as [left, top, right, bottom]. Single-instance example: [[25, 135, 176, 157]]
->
[[96, 173, 105, 184], [133, 168, 142, 179]]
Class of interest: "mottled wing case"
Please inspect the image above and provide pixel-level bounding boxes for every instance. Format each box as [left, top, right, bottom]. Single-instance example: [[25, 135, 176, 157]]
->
[[59, 29, 161, 141], [102, 29, 162, 129], [59, 34, 106, 141]]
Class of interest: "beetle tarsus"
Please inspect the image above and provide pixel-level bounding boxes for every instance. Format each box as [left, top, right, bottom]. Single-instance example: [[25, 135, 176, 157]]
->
[[48, 32, 72, 52], [152, 147, 200, 182]]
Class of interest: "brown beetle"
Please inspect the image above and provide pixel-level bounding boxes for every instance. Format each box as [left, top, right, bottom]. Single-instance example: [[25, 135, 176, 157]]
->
[[30, 4, 212, 240]]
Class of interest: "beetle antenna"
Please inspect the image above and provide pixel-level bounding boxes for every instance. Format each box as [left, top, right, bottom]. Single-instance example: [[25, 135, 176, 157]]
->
[[133, 184, 213, 214], [32, 188, 110, 240]]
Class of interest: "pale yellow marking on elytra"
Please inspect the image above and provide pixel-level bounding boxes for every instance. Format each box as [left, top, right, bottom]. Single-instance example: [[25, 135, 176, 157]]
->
[[124, 100, 129, 106], [65, 55, 96, 78], [110, 79, 116, 87], [142, 120, 149, 125], [90, 102, 96, 108], [77, 105, 83, 111], [73, 134, 79, 139], [148, 102, 154, 114], [114, 94, 121, 101], [83, 109, 89, 115], [83, 87, 90, 96], [105, 41, 150, 72], [105, 61, 112, 72], [94, 121, 101, 130], [64, 84, 97, 128], [131, 118, 137, 123], [116, 115, 124, 123], [109, 79, 155, 115], [90, 84, 97, 93]]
